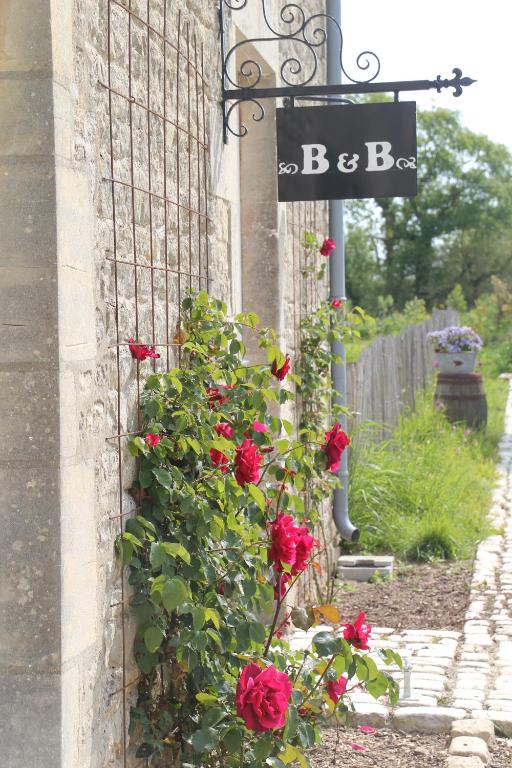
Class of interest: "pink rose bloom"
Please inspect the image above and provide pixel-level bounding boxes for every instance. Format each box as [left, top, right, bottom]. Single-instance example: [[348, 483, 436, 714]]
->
[[128, 337, 160, 361], [322, 422, 350, 473], [326, 675, 347, 704], [145, 433, 161, 448], [235, 663, 292, 732], [342, 611, 372, 650], [252, 420, 268, 433], [320, 237, 336, 257]]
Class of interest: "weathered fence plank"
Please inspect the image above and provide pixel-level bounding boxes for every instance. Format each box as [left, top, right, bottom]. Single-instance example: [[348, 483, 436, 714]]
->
[[347, 309, 458, 439]]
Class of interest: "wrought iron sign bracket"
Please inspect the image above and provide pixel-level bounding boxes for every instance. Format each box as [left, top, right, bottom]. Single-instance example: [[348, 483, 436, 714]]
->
[[219, 0, 475, 143]]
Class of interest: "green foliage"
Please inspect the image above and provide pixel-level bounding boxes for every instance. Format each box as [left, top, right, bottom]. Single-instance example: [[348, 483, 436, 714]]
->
[[347, 392, 497, 560], [118, 292, 398, 766], [344, 107, 512, 310], [406, 517, 457, 562], [446, 283, 468, 313]]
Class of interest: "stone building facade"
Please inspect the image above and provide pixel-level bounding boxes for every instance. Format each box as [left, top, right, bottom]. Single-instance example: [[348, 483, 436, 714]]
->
[[0, 1, 332, 766]]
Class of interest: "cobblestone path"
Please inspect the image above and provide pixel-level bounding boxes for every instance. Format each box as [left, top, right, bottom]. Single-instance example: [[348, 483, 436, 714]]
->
[[290, 382, 512, 735]]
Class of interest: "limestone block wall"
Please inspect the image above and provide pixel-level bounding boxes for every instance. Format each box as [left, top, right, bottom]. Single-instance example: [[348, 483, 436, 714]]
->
[[0, 1, 331, 766]]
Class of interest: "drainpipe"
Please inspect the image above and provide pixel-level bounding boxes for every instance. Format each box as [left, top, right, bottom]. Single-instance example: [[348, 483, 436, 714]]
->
[[326, 0, 359, 542]]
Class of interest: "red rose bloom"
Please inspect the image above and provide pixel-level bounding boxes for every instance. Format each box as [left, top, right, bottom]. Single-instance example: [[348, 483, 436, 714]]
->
[[269, 514, 318, 575], [145, 433, 161, 448], [326, 675, 347, 704], [235, 663, 292, 732], [320, 237, 336, 257], [331, 298, 343, 309], [214, 422, 234, 439], [210, 448, 229, 473], [271, 353, 291, 381], [322, 423, 350, 473], [234, 439, 263, 486], [343, 611, 372, 650], [293, 528, 319, 573], [128, 337, 160, 361], [207, 385, 233, 409], [268, 514, 298, 568]]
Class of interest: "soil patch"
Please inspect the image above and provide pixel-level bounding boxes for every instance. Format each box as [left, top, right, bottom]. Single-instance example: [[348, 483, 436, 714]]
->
[[334, 561, 472, 631], [308, 727, 512, 768]]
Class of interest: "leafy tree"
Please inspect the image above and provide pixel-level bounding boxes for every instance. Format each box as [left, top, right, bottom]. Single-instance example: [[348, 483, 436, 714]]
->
[[345, 108, 512, 309]]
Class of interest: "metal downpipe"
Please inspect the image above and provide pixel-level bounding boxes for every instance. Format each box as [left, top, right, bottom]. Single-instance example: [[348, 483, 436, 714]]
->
[[326, 0, 359, 543]]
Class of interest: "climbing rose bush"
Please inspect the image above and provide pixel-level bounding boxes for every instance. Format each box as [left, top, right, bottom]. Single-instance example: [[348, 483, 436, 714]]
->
[[117, 292, 401, 767]]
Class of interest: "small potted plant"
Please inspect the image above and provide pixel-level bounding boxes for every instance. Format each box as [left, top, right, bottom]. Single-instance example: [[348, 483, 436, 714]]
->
[[427, 325, 483, 374]]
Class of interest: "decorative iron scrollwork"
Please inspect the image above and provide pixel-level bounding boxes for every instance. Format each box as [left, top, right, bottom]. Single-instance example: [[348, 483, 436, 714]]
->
[[220, 0, 380, 140], [219, 1, 475, 141]]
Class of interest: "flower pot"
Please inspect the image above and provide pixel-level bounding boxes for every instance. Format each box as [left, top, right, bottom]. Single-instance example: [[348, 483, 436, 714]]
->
[[434, 351, 477, 374]]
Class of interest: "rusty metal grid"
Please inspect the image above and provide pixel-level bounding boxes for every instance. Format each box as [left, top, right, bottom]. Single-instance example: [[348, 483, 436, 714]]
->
[[101, 0, 210, 763]]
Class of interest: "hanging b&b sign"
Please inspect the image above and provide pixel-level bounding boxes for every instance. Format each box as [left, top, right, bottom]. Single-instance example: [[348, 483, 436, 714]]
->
[[276, 101, 417, 202]]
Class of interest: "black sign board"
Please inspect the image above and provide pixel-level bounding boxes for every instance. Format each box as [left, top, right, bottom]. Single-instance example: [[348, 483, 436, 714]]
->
[[276, 101, 417, 202]]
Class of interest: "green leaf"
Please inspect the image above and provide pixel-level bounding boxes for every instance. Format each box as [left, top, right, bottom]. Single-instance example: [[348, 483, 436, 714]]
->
[[222, 727, 244, 754], [312, 631, 341, 657], [281, 419, 294, 436], [380, 648, 403, 669], [249, 621, 266, 645], [161, 576, 190, 612], [279, 743, 308, 768], [355, 655, 369, 683], [204, 608, 221, 630], [192, 607, 205, 630], [152, 467, 173, 489], [143, 626, 164, 654], [291, 607, 315, 631], [247, 483, 265, 511], [189, 727, 219, 753], [149, 542, 165, 569], [253, 734, 273, 761], [284, 705, 299, 740], [169, 375, 183, 395], [161, 542, 191, 564], [367, 673, 388, 700], [196, 692, 218, 705], [202, 707, 226, 728], [116, 537, 134, 565], [186, 436, 201, 455]]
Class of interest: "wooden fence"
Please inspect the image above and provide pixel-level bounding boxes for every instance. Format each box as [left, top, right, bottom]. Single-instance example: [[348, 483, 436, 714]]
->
[[347, 308, 459, 439]]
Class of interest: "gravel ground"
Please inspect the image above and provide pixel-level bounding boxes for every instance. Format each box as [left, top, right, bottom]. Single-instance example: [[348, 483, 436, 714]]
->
[[308, 726, 512, 768], [334, 561, 472, 631]]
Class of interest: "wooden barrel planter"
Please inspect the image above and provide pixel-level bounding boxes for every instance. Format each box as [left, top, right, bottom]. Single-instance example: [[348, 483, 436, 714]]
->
[[434, 373, 487, 428]]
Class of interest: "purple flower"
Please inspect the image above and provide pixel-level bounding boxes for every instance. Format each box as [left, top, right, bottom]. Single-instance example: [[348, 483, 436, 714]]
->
[[427, 326, 483, 353]]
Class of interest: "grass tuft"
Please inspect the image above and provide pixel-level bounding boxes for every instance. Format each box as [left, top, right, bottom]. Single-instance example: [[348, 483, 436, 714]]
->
[[347, 373, 506, 560]]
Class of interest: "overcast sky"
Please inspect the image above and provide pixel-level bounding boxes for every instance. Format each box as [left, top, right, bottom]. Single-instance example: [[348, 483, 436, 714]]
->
[[341, 0, 511, 150]]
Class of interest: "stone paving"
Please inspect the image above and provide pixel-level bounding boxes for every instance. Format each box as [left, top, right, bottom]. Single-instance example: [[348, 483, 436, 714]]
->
[[290, 381, 512, 740]]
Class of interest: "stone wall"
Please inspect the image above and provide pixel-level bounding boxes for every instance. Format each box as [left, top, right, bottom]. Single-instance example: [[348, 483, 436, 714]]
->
[[0, 1, 330, 766]]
